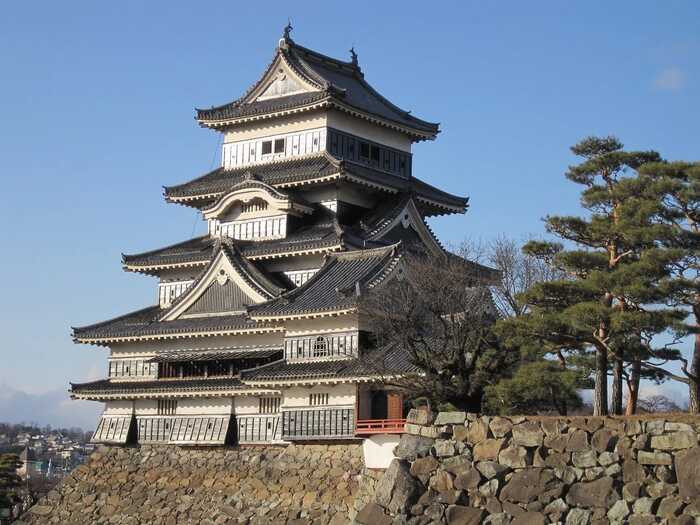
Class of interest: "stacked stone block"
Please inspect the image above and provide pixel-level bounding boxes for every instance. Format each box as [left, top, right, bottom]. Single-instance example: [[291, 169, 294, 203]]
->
[[358, 412, 700, 525], [18, 444, 365, 525]]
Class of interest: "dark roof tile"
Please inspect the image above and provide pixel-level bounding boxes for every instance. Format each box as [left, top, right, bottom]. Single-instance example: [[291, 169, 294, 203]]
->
[[197, 39, 438, 138], [241, 345, 419, 382], [72, 307, 265, 342], [70, 377, 250, 396], [250, 244, 401, 319], [163, 152, 467, 213]]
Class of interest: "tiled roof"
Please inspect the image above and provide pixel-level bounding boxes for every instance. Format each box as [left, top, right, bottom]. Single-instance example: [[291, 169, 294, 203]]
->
[[241, 345, 419, 383], [123, 211, 344, 272], [198, 91, 330, 123], [163, 152, 467, 214], [250, 244, 402, 319], [72, 307, 268, 343], [147, 348, 282, 362], [196, 38, 439, 139], [164, 153, 341, 202], [215, 240, 287, 298], [122, 236, 213, 269], [70, 377, 250, 396]]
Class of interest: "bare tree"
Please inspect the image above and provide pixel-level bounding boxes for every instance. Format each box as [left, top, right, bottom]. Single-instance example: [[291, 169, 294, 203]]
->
[[636, 394, 683, 413], [488, 235, 565, 318], [362, 249, 514, 412]]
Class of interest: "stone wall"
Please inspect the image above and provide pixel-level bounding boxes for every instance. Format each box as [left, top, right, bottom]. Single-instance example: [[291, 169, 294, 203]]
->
[[18, 444, 368, 525], [357, 412, 700, 525]]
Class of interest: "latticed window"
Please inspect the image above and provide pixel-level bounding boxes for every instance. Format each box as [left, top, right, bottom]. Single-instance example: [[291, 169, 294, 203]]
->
[[259, 397, 281, 414], [240, 199, 269, 214], [157, 399, 177, 415], [312, 336, 328, 358], [309, 393, 329, 406]]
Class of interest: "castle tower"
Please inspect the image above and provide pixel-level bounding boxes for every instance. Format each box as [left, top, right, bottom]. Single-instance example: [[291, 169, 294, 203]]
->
[[70, 29, 469, 449]]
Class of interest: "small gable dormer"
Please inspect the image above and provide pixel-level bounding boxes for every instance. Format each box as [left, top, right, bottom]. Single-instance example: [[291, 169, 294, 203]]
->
[[203, 177, 313, 241], [160, 240, 284, 320]]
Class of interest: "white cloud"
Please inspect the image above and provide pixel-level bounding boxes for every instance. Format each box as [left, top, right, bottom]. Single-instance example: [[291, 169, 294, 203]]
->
[[653, 67, 685, 91]]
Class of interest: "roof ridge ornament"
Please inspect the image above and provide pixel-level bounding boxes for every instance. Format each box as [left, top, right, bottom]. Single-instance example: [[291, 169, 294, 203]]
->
[[279, 20, 293, 49], [349, 46, 358, 67]]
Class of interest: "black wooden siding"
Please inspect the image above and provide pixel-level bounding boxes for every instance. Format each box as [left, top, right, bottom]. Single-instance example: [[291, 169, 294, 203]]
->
[[92, 415, 134, 444], [326, 128, 411, 178], [136, 416, 232, 445], [281, 407, 355, 440], [236, 415, 281, 442]]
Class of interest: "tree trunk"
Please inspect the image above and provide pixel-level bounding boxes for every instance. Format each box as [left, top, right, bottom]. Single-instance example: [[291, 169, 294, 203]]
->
[[625, 359, 641, 415], [611, 355, 624, 415], [594, 348, 608, 416], [689, 331, 700, 414]]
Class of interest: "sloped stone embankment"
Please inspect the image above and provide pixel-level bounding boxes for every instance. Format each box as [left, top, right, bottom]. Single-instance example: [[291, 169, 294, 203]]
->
[[18, 444, 373, 525]]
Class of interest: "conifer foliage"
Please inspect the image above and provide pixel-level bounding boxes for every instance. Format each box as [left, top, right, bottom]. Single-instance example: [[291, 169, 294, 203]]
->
[[0, 453, 21, 511], [640, 161, 700, 413], [497, 137, 685, 416]]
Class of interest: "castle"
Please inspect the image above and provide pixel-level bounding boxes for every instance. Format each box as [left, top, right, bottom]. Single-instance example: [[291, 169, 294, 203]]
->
[[70, 27, 470, 451]]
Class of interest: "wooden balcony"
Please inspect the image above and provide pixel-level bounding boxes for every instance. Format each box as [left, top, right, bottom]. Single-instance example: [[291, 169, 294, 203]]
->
[[355, 418, 406, 435]]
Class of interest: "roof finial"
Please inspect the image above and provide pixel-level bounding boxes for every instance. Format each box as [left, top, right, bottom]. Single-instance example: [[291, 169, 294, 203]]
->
[[283, 19, 293, 40], [349, 45, 358, 66]]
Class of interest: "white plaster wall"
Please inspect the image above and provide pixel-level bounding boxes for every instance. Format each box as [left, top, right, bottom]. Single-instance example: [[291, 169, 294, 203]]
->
[[283, 383, 356, 408], [103, 400, 134, 415], [285, 315, 359, 338], [176, 397, 233, 415], [221, 109, 412, 157], [326, 110, 412, 152], [234, 396, 261, 415], [223, 113, 327, 143], [133, 399, 158, 416], [363, 434, 400, 469]]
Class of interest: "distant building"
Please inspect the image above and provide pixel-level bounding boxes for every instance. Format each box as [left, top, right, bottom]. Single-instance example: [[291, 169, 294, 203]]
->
[[69, 28, 483, 454], [16, 447, 39, 479]]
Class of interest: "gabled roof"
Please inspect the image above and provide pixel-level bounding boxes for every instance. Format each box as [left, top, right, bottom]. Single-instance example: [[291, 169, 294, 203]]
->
[[158, 239, 285, 321], [75, 241, 289, 344], [202, 175, 313, 220], [250, 243, 403, 321], [354, 194, 444, 256], [163, 151, 468, 215], [196, 35, 439, 141]]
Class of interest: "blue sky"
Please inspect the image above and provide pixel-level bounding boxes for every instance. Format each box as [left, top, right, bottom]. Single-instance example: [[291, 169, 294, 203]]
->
[[0, 1, 698, 428]]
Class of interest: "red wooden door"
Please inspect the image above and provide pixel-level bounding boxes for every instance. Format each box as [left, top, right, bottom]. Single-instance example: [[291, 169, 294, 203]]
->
[[387, 393, 403, 420]]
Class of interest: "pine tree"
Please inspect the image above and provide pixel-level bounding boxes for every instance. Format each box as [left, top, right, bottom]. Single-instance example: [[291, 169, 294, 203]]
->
[[639, 161, 700, 413], [484, 360, 588, 415], [0, 453, 21, 511], [497, 136, 683, 415]]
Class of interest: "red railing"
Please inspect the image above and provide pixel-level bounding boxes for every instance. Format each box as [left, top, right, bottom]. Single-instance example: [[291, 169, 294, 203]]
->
[[355, 418, 406, 435]]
